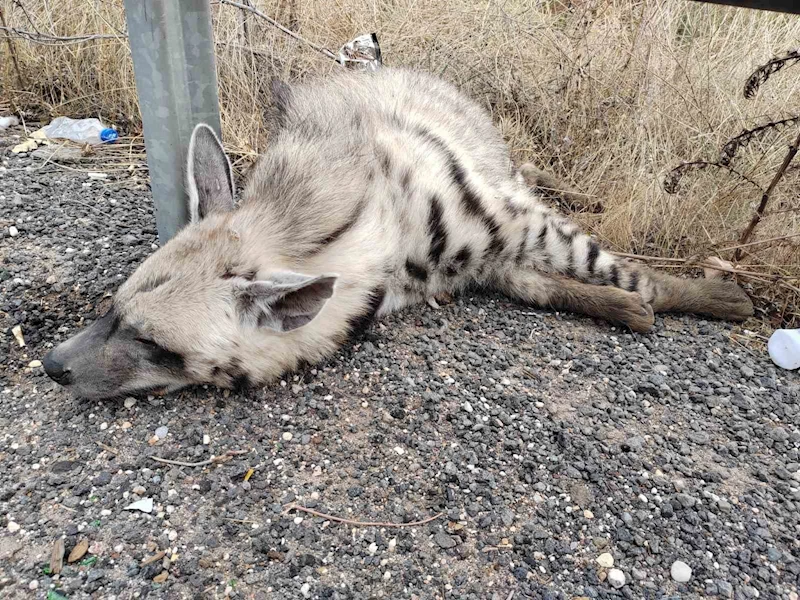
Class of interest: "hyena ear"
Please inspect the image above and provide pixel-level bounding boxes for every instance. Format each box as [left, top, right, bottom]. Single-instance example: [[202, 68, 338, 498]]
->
[[233, 272, 337, 332], [186, 123, 235, 223]]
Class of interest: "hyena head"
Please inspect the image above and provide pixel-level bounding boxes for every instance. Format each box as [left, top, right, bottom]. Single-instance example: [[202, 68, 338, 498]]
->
[[43, 124, 337, 400]]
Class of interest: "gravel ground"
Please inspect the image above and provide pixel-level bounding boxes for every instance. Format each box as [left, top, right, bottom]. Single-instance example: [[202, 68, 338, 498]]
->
[[1, 125, 800, 600]]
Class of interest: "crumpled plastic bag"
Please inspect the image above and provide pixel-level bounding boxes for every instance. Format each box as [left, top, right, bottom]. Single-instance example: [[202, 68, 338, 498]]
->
[[338, 33, 382, 72]]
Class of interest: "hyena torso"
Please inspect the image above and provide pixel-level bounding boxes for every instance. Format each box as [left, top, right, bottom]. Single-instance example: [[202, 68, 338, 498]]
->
[[43, 68, 753, 399]]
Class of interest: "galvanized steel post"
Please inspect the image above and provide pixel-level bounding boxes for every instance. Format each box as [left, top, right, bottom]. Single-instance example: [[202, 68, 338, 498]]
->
[[123, 0, 222, 243]]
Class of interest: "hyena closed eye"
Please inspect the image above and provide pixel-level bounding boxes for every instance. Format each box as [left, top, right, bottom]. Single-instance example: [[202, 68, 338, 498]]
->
[[43, 68, 753, 400]]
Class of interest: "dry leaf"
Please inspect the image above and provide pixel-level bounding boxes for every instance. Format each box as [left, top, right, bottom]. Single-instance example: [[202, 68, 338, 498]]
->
[[50, 538, 65, 574], [68, 538, 89, 563], [703, 256, 733, 280], [153, 571, 168, 583]]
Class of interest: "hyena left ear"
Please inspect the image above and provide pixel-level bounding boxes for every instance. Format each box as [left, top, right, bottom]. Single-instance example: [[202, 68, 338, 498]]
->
[[186, 123, 235, 223], [233, 272, 338, 332]]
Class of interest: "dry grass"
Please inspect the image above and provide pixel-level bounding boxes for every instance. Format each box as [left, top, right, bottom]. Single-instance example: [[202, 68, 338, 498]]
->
[[1, 0, 799, 327]]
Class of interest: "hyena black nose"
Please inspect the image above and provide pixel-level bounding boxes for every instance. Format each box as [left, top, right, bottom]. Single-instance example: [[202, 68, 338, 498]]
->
[[43, 351, 72, 386]]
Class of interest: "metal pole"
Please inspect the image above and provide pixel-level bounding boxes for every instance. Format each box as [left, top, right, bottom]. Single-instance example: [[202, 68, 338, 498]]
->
[[123, 0, 222, 243], [689, 0, 800, 14]]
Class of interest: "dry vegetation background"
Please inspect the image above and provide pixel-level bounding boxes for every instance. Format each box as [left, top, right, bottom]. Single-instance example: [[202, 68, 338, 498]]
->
[[1, 0, 799, 329]]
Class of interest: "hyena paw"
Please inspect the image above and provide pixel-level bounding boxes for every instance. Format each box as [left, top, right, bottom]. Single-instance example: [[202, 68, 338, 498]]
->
[[609, 289, 655, 333], [699, 280, 754, 321]]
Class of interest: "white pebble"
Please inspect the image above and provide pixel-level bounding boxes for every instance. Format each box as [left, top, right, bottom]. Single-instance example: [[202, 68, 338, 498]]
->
[[203, 434, 210, 445], [28, 580, 39, 590], [100, 509, 112, 516], [282, 432, 293, 442], [462, 401, 473, 413], [394, 446, 405, 455], [124, 397, 137, 409], [8, 225, 19, 237], [383, 571, 392, 581], [7, 521, 20, 533], [155, 426, 168, 439], [100, 422, 108, 431], [596, 552, 614, 568], [168, 529, 178, 541], [28, 360, 42, 368], [670, 560, 692, 583], [294, 517, 303, 525], [608, 568, 626, 588], [368, 542, 378, 555], [301, 582, 311, 598]]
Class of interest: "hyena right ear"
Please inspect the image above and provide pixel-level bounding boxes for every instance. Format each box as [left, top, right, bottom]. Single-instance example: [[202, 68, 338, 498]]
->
[[186, 123, 235, 223], [233, 272, 337, 333]]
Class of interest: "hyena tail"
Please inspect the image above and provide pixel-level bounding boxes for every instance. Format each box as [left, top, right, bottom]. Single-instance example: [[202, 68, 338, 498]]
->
[[504, 164, 754, 331]]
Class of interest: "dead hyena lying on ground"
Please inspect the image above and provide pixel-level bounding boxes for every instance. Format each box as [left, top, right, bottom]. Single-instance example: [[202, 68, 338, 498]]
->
[[43, 68, 753, 400]]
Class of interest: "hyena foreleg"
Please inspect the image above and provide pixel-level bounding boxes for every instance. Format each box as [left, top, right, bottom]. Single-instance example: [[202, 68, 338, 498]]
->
[[506, 164, 754, 327], [499, 269, 655, 332]]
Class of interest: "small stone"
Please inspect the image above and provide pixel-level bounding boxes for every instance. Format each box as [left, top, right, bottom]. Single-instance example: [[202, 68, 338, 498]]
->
[[434, 532, 458, 549], [155, 426, 168, 439], [7, 522, 20, 533], [294, 517, 303, 525], [124, 498, 154, 513], [670, 560, 692, 583], [383, 571, 391, 580], [124, 397, 137, 409], [301, 582, 311, 598], [167, 530, 178, 541], [8, 226, 19, 237], [394, 446, 405, 455], [132, 485, 146, 495], [282, 432, 293, 442], [28, 360, 42, 368], [28, 580, 38, 590], [99, 422, 108, 431], [583, 510, 594, 519], [203, 434, 210, 445], [463, 402, 473, 413], [596, 553, 614, 568], [607, 568, 626, 588]]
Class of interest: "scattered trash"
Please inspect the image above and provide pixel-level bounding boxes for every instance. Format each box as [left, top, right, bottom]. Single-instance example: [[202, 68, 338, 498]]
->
[[11, 139, 38, 154], [87, 172, 109, 180], [768, 328, 800, 370], [338, 33, 382, 71], [67, 538, 89, 563], [11, 325, 26, 347], [46, 591, 69, 600], [40, 117, 118, 145], [702, 256, 733, 280], [123, 498, 154, 514], [0, 116, 19, 130], [50, 538, 65, 575], [244, 468, 255, 481]]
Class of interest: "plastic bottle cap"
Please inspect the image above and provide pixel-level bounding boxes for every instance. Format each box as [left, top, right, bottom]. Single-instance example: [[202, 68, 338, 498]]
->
[[100, 128, 118, 143]]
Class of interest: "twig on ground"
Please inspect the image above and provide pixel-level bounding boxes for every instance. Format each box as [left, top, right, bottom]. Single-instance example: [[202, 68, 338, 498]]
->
[[284, 503, 444, 528], [96, 441, 118, 455], [0, 25, 121, 45], [151, 449, 248, 468]]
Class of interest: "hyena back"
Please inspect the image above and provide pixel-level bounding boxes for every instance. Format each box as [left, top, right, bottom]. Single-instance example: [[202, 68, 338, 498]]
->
[[42, 68, 753, 400]]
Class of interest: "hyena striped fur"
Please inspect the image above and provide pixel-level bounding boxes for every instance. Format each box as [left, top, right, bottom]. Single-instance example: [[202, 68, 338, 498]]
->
[[42, 68, 753, 400]]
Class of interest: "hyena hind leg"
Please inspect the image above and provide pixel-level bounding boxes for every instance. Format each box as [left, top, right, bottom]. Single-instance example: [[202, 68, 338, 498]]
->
[[498, 269, 655, 333]]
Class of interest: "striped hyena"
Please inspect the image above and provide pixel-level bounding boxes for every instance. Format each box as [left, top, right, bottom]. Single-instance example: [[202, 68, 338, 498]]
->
[[43, 68, 753, 400]]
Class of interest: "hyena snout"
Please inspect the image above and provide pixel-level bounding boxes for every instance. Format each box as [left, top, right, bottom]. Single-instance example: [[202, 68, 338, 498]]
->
[[42, 350, 72, 386]]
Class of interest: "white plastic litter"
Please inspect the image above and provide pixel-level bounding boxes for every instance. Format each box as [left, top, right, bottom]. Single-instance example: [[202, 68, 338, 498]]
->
[[123, 498, 154, 513], [40, 117, 118, 145], [768, 328, 800, 370], [0, 116, 19, 130], [338, 33, 382, 71]]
